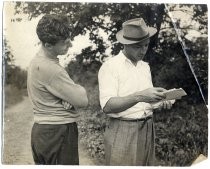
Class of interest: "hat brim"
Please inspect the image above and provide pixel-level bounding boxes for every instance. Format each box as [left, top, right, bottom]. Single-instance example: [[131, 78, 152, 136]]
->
[[116, 27, 157, 45]]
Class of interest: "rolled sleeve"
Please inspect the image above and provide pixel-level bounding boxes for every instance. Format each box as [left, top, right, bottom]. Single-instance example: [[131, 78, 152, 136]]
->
[[98, 63, 118, 109]]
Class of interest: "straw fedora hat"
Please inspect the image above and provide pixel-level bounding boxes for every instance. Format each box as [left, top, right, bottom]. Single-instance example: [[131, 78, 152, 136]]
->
[[116, 18, 157, 44]]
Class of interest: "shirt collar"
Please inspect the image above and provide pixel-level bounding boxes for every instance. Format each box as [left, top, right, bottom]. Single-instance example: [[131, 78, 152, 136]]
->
[[120, 51, 143, 67]]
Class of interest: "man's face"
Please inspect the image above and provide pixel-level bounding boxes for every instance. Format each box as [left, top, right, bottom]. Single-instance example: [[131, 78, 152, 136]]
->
[[124, 39, 150, 63], [51, 38, 72, 56]]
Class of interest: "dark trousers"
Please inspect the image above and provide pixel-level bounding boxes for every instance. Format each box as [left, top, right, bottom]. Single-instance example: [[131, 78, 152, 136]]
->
[[31, 122, 79, 165]]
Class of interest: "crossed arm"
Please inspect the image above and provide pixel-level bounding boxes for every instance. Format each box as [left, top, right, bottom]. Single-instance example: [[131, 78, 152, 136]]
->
[[47, 70, 88, 109], [62, 87, 173, 112]]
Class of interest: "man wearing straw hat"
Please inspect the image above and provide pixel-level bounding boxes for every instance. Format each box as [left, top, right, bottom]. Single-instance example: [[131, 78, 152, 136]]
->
[[98, 18, 173, 166]]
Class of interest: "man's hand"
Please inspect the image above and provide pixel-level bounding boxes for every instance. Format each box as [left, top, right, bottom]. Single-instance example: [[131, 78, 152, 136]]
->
[[62, 100, 73, 110], [103, 87, 167, 114], [135, 87, 167, 103], [159, 100, 173, 110]]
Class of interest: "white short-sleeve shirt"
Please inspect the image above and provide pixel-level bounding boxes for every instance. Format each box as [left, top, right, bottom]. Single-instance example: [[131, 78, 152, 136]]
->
[[98, 52, 153, 119]]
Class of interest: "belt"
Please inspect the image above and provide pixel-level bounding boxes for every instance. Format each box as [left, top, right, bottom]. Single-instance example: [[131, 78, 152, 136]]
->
[[116, 116, 153, 122]]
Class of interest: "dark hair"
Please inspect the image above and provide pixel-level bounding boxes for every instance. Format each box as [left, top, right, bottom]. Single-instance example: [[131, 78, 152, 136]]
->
[[36, 14, 72, 45]]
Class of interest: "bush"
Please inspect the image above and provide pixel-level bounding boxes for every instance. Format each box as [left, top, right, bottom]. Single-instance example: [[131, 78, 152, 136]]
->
[[5, 65, 27, 89], [66, 59, 208, 166], [4, 84, 25, 108], [154, 100, 208, 166], [78, 109, 107, 163]]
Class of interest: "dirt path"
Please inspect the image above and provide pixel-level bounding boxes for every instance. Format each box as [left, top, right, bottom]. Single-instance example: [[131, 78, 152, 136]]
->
[[3, 96, 99, 165]]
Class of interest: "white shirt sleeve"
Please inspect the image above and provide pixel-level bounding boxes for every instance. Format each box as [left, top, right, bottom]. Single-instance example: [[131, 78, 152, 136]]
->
[[98, 63, 118, 109]]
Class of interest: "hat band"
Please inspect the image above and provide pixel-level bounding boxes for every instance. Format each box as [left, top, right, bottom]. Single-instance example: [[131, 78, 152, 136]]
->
[[123, 33, 149, 41]]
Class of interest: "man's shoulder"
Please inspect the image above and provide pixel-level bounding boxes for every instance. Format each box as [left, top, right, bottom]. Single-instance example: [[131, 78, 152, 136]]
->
[[141, 60, 150, 67], [30, 55, 64, 79], [98, 54, 125, 79], [100, 53, 124, 69]]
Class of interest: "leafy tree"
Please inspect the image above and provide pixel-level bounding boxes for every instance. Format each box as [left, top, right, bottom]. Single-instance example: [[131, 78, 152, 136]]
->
[[3, 38, 15, 85], [12, 2, 207, 103], [3, 37, 27, 89], [9, 2, 208, 166]]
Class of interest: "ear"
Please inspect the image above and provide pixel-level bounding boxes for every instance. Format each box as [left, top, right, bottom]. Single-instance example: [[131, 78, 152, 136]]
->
[[44, 43, 53, 49]]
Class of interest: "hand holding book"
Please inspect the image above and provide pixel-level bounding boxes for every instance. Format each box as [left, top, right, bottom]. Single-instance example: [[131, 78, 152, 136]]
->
[[163, 88, 187, 100], [150, 88, 187, 109]]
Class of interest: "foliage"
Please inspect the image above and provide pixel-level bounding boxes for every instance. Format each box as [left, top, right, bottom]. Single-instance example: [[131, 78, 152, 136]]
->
[[67, 59, 208, 166], [3, 38, 28, 108], [154, 101, 208, 166], [10, 2, 208, 166], [4, 84, 26, 108], [185, 37, 208, 100], [5, 66, 27, 89], [3, 38, 27, 89], [146, 42, 205, 104], [66, 59, 106, 162], [13, 2, 208, 103], [3, 39, 15, 68], [78, 109, 106, 163], [66, 58, 102, 109]]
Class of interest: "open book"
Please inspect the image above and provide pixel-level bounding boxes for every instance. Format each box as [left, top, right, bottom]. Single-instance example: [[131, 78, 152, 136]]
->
[[151, 88, 187, 109]]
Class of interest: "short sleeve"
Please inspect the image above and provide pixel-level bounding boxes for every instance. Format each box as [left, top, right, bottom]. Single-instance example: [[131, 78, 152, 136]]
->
[[98, 63, 119, 109], [46, 70, 81, 104]]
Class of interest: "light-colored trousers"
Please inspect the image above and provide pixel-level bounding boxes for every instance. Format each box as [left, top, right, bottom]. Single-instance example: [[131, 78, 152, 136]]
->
[[104, 117, 155, 166]]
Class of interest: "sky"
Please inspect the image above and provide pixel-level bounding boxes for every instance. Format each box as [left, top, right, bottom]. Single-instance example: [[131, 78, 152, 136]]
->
[[3, 2, 99, 69], [3, 1, 207, 70]]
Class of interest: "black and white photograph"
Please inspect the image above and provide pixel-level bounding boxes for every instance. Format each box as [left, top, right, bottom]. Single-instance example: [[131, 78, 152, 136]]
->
[[1, 0, 208, 166]]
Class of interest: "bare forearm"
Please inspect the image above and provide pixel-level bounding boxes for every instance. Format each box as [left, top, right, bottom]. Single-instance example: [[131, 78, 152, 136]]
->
[[103, 95, 139, 114], [103, 87, 166, 114], [103, 93, 150, 114], [72, 86, 88, 108], [73, 86, 88, 108], [63, 85, 88, 108]]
